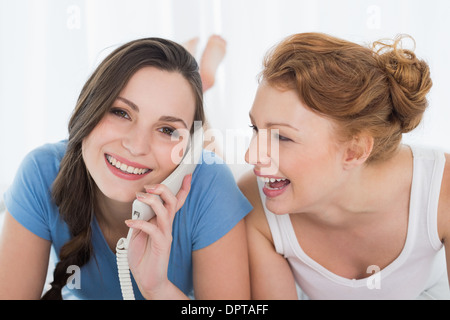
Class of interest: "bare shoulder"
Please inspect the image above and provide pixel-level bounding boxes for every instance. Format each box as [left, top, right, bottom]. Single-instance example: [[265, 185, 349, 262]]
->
[[238, 171, 297, 299], [238, 170, 264, 224], [238, 170, 272, 241], [438, 153, 450, 241], [237, 170, 260, 207]]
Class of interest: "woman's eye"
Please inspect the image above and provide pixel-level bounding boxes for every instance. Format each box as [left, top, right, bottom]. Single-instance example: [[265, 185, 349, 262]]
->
[[111, 108, 130, 120], [274, 133, 292, 142], [159, 127, 176, 136]]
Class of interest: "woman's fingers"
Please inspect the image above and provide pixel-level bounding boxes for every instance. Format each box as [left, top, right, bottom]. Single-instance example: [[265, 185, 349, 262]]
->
[[135, 192, 172, 234], [134, 174, 191, 234], [142, 174, 193, 216], [126, 219, 160, 241], [125, 219, 171, 265]]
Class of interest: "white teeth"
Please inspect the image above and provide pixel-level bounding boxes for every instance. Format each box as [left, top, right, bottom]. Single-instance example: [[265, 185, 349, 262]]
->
[[258, 176, 290, 191], [106, 155, 150, 175], [258, 176, 288, 183]]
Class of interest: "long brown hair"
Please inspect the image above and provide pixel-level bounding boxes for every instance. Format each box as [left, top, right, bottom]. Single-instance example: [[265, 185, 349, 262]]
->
[[261, 32, 432, 163], [41, 38, 205, 299]]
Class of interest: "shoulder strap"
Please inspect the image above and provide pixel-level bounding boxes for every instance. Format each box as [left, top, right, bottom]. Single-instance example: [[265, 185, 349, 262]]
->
[[410, 146, 446, 250]]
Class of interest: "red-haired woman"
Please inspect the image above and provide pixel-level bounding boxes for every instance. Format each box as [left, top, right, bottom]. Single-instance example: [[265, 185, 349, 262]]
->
[[239, 33, 450, 299]]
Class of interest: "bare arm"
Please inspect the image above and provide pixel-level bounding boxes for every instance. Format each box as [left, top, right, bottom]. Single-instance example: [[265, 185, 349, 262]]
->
[[238, 171, 297, 299], [438, 154, 450, 285], [193, 220, 250, 299], [0, 211, 51, 299]]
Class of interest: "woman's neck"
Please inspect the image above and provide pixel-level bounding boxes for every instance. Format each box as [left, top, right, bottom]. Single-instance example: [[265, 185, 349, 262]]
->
[[94, 188, 133, 247], [301, 145, 413, 229]]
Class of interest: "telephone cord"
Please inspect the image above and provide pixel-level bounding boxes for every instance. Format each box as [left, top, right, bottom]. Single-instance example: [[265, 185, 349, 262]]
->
[[116, 237, 136, 300]]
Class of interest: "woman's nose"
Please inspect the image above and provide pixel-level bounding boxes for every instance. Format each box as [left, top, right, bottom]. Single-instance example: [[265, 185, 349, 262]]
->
[[245, 142, 266, 167], [245, 130, 272, 166], [122, 125, 151, 156], [245, 129, 279, 175]]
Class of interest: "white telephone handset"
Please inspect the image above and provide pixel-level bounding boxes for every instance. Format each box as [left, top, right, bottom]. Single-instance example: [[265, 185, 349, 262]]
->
[[115, 126, 203, 300]]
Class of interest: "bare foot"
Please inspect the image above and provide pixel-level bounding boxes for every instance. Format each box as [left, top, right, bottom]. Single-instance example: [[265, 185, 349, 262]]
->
[[182, 37, 199, 57], [200, 35, 227, 92]]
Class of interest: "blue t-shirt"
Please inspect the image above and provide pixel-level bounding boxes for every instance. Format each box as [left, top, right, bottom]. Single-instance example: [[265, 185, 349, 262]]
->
[[3, 141, 252, 299]]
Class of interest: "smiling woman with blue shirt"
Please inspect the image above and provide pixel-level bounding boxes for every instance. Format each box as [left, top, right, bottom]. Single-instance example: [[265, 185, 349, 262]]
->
[[0, 38, 251, 300]]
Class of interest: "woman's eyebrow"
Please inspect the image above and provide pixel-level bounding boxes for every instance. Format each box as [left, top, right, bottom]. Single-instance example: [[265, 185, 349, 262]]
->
[[265, 121, 299, 131], [249, 112, 299, 131], [159, 116, 188, 129], [117, 96, 188, 128], [117, 96, 139, 111]]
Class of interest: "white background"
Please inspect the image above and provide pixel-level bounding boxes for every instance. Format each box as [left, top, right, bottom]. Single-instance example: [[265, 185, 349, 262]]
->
[[1, 0, 450, 195]]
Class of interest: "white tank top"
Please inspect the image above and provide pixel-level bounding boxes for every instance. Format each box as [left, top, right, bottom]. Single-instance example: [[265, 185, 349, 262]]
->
[[259, 145, 449, 299]]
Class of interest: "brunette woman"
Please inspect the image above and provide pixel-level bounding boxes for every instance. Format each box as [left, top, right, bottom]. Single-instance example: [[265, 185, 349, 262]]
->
[[0, 38, 251, 299]]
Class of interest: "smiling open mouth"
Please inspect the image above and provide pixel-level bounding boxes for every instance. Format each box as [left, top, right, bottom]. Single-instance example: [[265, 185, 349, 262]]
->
[[259, 177, 291, 190], [105, 154, 151, 175]]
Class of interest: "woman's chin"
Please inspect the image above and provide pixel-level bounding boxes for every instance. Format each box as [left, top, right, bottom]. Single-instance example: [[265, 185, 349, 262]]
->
[[101, 189, 139, 205], [265, 198, 291, 215]]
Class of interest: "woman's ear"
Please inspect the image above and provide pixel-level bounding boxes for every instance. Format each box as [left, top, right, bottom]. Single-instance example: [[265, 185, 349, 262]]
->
[[343, 133, 374, 169]]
